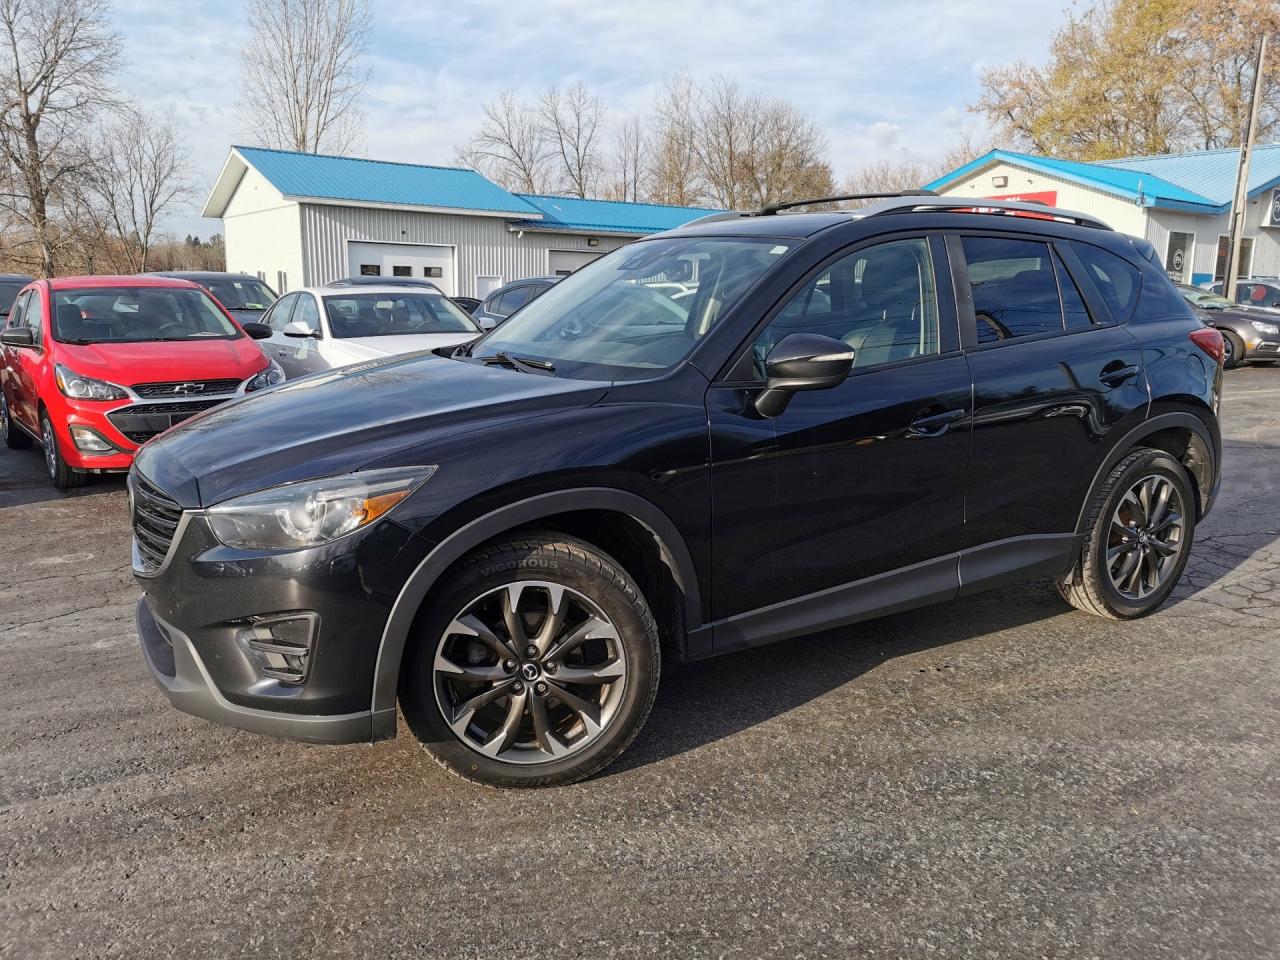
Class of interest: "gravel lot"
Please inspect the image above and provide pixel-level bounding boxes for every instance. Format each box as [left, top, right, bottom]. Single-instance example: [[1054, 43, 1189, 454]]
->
[[2, 368, 1278, 960]]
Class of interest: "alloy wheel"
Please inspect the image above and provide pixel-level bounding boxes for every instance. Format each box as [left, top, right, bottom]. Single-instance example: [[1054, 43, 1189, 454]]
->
[[1223, 335, 1235, 365], [433, 581, 627, 765], [0, 395, 8, 438], [1107, 474, 1187, 601], [42, 416, 57, 478]]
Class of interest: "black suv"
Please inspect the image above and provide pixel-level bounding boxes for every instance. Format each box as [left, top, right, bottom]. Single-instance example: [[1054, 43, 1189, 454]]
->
[[131, 195, 1223, 788]]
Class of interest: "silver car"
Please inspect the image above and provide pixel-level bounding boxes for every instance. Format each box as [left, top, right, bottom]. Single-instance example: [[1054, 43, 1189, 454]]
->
[[257, 285, 481, 378]]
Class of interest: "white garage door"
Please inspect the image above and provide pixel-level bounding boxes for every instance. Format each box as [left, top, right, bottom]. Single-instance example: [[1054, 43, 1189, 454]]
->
[[348, 242, 455, 295], [549, 250, 600, 276]]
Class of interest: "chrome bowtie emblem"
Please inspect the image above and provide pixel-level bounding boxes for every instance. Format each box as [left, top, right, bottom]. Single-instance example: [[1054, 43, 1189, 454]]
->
[[172, 382, 202, 394]]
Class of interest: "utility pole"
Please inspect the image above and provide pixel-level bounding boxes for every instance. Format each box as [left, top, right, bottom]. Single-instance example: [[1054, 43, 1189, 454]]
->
[[1224, 34, 1267, 301]]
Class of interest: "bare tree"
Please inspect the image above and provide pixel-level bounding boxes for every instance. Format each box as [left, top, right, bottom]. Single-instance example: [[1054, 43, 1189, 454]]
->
[[541, 81, 604, 198], [89, 112, 192, 272], [647, 71, 703, 206], [0, 0, 122, 276], [605, 115, 646, 202], [455, 89, 550, 193], [240, 0, 370, 154]]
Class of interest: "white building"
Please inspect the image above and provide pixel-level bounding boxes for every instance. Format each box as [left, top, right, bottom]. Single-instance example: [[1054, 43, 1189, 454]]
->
[[926, 145, 1280, 286], [202, 146, 713, 298]]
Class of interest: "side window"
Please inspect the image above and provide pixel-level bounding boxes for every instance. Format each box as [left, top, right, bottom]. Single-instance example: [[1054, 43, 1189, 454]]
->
[[750, 237, 940, 376], [25, 292, 43, 342], [1053, 251, 1093, 330], [496, 285, 533, 318], [7, 291, 30, 329], [961, 236, 1063, 343], [1072, 243, 1140, 321], [267, 294, 298, 331], [292, 294, 321, 334], [528, 283, 551, 302], [1135, 255, 1197, 321]]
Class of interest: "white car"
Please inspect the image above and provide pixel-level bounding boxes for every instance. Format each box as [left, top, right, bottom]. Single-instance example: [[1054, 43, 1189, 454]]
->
[[257, 284, 481, 378]]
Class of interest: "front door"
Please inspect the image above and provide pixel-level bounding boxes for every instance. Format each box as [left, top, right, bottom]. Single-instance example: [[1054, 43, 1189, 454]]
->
[[707, 235, 972, 650]]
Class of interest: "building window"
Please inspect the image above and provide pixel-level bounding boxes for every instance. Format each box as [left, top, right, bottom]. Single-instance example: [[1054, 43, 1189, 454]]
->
[[425, 266, 443, 278], [1164, 232, 1194, 284], [360, 263, 381, 276], [1215, 236, 1254, 281], [392, 265, 412, 277], [276, 270, 288, 293]]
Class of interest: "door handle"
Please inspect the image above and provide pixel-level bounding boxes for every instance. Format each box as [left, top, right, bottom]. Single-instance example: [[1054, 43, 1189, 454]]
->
[[1099, 361, 1140, 388], [908, 407, 966, 438]]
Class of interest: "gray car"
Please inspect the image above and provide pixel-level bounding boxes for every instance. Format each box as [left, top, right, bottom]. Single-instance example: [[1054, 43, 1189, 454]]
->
[[145, 271, 278, 326], [471, 277, 560, 331], [1209, 278, 1280, 313], [1177, 284, 1280, 368]]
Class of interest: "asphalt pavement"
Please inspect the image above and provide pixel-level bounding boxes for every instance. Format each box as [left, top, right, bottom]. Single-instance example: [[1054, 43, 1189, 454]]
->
[[1, 368, 1277, 959]]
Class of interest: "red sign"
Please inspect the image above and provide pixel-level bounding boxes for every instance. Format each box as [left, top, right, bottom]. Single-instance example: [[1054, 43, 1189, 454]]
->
[[985, 190, 1058, 206]]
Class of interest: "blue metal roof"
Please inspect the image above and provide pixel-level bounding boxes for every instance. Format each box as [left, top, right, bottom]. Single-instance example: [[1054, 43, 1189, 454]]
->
[[1102, 143, 1280, 205], [926, 149, 1221, 212], [512, 194, 718, 234], [234, 146, 541, 216]]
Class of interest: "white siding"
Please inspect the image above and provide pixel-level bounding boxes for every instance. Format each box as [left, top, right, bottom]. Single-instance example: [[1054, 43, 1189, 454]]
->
[[298, 204, 632, 296], [222, 165, 303, 294]]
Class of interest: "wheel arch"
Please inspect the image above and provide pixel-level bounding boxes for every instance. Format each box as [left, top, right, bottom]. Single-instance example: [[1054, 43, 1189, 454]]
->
[[1073, 409, 1219, 539], [369, 488, 702, 737]]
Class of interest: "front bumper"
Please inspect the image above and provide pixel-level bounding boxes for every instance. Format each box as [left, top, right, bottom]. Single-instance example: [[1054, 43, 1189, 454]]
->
[[137, 597, 382, 744], [132, 486, 429, 743]]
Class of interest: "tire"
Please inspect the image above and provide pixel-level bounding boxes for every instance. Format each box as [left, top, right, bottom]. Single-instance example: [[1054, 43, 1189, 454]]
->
[[400, 533, 661, 788], [1057, 448, 1195, 620], [41, 411, 86, 490], [1, 392, 32, 449], [1220, 330, 1243, 369]]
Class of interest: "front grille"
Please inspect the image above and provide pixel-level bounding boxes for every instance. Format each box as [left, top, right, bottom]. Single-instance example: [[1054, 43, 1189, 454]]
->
[[131, 474, 183, 572], [108, 398, 225, 445], [131, 378, 240, 399]]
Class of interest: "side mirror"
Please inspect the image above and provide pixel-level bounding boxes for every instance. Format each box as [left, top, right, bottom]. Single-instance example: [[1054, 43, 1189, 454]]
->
[[283, 321, 319, 338], [241, 321, 272, 340], [0, 327, 35, 348], [478, 316, 498, 331], [755, 332, 854, 418]]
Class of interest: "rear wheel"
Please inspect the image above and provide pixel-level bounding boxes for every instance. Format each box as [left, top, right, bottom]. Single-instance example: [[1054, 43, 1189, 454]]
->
[[41, 412, 86, 490], [1220, 330, 1243, 369], [1, 393, 32, 449], [400, 533, 660, 788], [1058, 448, 1195, 619]]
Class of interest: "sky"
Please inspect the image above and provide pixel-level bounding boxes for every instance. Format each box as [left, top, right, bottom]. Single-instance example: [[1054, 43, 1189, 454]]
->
[[111, 0, 1069, 236]]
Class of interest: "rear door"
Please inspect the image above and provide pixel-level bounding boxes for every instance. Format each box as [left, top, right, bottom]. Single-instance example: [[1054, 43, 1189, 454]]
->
[[952, 232, 1148, 585], [285, 294, 330, 374]]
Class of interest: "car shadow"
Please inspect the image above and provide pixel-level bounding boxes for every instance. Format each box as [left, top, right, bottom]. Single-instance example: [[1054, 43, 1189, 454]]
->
[[0, 446, 128, 509]]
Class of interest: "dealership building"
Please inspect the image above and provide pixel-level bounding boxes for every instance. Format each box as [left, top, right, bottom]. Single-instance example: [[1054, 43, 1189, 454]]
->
[[203, 146, 714, 298], [927, 144, 1280, 286]]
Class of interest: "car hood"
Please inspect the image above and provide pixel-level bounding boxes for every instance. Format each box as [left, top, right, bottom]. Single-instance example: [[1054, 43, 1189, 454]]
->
[[134, 351, 609, 507], [329, 332, 478, 360], [57, 337, 269, 387]]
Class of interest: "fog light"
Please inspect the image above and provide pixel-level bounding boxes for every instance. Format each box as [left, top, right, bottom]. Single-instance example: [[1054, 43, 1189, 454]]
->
[[69, 425, 115, 453], [234, 612, 319, 685]]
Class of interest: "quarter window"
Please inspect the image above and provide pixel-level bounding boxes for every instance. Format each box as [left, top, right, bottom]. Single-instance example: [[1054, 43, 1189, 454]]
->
[[267, 294, 298, 331], [1072, 243, 1141, 321], [962, 237, 1064, 343], [750, 237, 940, 376]]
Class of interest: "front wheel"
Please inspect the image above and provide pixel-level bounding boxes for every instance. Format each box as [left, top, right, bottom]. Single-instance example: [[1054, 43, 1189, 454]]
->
[[41, 412, 86, 490], [1220, 330, 1243, 369], [400, 533, 661, 788], [1058, 448, 1195, 619]]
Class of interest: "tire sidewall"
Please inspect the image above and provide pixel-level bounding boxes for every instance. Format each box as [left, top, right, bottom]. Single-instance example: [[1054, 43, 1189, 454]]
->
[[401, 539, 659, 787], [1090, 452, 1196, 617], [1221, 331, 1242, 368]]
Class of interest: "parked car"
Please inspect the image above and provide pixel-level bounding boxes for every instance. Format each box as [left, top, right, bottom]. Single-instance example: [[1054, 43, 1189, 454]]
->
[[130, 194, 1222, 788], [1210, 278, 1280, 313], [471, 277, 560, 331], [1, 276, 281, 489], [451, 296, 482, 315], [145, 271, 277, 325], [1176, 283, 1279, 367], [0, 274, 33, 318], [256, 284, 480, 378], [327, 276, 443, 291]]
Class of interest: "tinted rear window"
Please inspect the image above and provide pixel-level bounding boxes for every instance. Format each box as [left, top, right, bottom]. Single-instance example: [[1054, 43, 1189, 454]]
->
[[1072, 243, 1140, 321]]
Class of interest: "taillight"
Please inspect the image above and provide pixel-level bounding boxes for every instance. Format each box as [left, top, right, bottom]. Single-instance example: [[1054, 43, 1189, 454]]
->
[[1189, 327, 1224, 365]]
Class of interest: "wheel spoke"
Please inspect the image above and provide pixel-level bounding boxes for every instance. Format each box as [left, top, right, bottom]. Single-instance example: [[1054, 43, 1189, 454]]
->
[[529, 693, 568, 758], [1149, 511, 1181, 536], [546, 681, 602, 736], [1148, 480, 1172, 527], [1112, 546, 1141, 585], [552, 659, 625, 684], [433, 651, 508, 683], [479, 688, 527, 757], [450, 678, 515, 733], [547, 615, 618, 661], [533, 584, 567, 656], [502, 584, 527, 648], [449, 614, 516, 660], [1149, 536, 1178, 558]]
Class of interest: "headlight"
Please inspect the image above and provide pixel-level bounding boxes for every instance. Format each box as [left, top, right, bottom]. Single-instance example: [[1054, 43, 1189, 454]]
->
[[54, 364, 127, 400], [244, 358, 286, 393], [206, 466, 435, 549], [1250, 320, 1279, 336]]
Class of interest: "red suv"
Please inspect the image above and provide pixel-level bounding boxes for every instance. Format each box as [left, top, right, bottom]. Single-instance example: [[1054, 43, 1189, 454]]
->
[[0, 276, 282, 488]]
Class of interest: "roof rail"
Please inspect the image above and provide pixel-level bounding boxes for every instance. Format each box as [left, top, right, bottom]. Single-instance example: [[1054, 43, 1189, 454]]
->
[[852, 195, 1113, 230], [756, 189, 937, 216]]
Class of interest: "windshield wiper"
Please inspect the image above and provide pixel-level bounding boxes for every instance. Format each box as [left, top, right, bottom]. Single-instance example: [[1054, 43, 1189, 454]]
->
[[478, 351, 556, 374]]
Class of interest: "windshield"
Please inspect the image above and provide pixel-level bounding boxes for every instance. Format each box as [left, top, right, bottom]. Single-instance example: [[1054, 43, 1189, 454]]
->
[[471, 236, 792, 379], [1179, 287, 1232, 309], [323, 292, 479, 338], [0, 281, 25, 315], [203, 277, 276, 311], [52, 287, 241, 344]]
